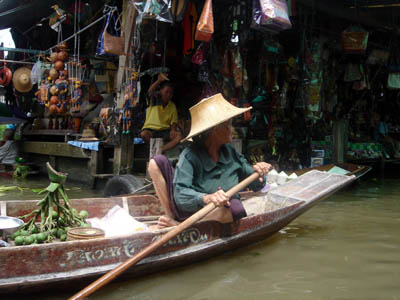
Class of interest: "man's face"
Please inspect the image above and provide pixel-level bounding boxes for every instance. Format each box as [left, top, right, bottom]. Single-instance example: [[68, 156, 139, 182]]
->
[[215, 119, 233, 144], [160, 86, 173, 104]]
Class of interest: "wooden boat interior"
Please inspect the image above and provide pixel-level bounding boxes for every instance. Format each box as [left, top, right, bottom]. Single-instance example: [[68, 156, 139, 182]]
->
[[1, 170, 354, 236]]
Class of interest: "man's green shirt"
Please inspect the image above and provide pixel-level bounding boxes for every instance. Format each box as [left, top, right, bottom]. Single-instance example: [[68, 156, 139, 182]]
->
[[173, 144, 264, 214]]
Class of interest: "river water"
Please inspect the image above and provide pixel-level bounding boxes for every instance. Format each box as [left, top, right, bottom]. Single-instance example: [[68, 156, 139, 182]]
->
[[3, 170, 400, 300]]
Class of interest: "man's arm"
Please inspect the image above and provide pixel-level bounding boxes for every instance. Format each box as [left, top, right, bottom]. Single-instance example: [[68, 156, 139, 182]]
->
[[171, 123, 178, 131], [169, 122, 180, 140], [148, 73, 168, 95]]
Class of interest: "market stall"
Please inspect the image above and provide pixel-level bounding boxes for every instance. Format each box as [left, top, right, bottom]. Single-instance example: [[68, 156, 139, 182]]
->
[[1, 0, 400, 185]]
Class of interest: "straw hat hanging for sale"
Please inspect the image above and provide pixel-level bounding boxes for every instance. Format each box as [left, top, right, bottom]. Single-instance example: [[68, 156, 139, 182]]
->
[[182, 93, 252, 142], [78, 128, 99, 142], [13, 67, 33, 93]]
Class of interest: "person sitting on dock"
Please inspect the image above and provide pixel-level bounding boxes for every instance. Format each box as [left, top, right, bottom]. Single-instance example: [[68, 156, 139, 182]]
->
[[0, 129, 18, 168], [140, 73, 182, 154], [376, 114, 400, 159], [147, 94, 272, 228]]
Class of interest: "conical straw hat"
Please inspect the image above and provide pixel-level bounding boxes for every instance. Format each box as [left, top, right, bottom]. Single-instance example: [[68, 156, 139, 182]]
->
[[182, 93, 252, 142], [13, 67, 32, 93], [79, 128, 99, 141]]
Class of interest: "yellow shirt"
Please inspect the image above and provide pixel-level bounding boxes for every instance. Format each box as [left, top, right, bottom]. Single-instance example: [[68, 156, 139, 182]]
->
[[142, 96, 178, 131]]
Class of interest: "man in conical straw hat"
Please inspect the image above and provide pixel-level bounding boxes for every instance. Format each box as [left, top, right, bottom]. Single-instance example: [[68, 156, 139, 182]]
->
[[148, 93, 272, 228]]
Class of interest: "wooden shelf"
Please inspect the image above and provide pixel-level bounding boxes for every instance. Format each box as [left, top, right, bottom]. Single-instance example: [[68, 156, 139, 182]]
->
[[23, 130, 77, 136]]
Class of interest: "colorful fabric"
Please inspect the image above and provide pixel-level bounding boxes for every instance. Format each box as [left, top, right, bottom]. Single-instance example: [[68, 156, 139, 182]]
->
[[67, 141, 100, 151], [182, 2, 198, 55]]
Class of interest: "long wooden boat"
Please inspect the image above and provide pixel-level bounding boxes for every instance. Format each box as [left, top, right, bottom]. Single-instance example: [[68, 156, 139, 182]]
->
[[294, 162, 372, 179], [0, 170, 355, 295]]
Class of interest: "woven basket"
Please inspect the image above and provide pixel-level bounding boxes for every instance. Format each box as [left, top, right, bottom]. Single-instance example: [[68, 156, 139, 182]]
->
[[67, 227, 105, 240]]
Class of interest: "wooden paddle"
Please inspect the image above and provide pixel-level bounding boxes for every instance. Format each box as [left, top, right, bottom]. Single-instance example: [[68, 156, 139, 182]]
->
[[69, 172, 260, 300]]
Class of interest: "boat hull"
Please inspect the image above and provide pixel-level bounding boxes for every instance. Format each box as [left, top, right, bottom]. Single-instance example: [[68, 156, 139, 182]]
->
[[0, 170, 355, 294]]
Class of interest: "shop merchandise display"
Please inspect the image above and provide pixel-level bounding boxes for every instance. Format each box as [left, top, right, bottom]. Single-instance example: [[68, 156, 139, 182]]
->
[[2, 0, 400, 178]]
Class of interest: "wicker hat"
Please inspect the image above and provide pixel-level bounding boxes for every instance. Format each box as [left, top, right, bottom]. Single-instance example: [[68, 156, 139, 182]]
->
[[79, 128, 99, 141], [13, 67, 32, 93], [182, 93, 252, 142]]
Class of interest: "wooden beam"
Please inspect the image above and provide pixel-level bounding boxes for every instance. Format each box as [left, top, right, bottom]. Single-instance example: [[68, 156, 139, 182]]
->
[[113, 0, 137, 175], [21, 142, 90, 159], [116, 0, 137, 107]]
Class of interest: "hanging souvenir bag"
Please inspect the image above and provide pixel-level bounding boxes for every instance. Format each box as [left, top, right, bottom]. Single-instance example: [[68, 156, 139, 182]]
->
[[342, 26, 369, 54], [192, 43, 206, 65], [96, 11, 111, 56], [344, 63, 362, 82], [387, 73, 400, 90], [251, 0, 291, 33], [30, 59, 43, 85], [195, 0, 214, 42], [103, 11, 125, 56], [197, 61, 210, 83], [366, 49, 389, 66], [259, 0, 292, 31], [133, 0, 173, 23], [96, 10, 124, 56]]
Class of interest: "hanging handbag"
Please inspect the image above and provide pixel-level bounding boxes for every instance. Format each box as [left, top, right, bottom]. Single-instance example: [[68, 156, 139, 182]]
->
[[251, 0, 291, 33], [366, 49, 389, 66], [344, 63, 362, 82], [197, 61, 210, 83], [96, 11, 124, 56], [195, 0, 214, 42], [192, 43, 206, 65], [342, 26, 369, 54], [387, 73, 400, 90], [259, 0, 292, 31], [104, 30, 125, 56], [103, 12, 125, 56], [134, 0, 173, 23]]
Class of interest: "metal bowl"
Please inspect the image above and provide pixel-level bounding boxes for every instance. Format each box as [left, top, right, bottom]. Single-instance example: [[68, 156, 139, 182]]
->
[[0, 216, 24, 239]]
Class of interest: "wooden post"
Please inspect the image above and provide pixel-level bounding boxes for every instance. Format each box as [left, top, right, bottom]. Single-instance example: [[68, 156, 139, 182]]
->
[[113, 145, 122, 175], [113, 0, 137, 174], [116, 0, 137, 106], [333, 120, 348, 164], [121, 134, 134, 173]]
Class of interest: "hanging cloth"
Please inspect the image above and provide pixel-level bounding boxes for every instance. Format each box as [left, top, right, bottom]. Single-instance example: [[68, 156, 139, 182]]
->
[[183, 2, 197, 55]]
